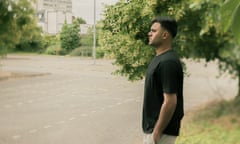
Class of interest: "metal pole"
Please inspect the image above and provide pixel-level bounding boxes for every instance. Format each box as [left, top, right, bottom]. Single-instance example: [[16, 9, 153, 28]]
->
[[93, 0, 96, 64]]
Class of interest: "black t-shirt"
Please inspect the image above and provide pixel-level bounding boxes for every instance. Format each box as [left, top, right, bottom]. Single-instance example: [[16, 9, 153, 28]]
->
[[142, 49, 184, 136]]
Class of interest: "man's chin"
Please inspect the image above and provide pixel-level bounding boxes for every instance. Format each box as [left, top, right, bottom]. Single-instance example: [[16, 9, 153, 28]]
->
[[149, 42, 154, 47], [149, 43, 158, 49]]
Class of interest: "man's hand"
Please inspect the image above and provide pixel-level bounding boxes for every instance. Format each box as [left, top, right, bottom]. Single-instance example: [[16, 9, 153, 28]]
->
[[152, 129, 161, 144]]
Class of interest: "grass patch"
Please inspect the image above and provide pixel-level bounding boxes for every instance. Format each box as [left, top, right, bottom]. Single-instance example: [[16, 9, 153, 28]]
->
[[177, 99, 240, 144]]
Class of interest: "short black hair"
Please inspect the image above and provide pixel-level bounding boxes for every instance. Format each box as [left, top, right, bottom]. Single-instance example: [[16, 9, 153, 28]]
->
[[151, 16, 178, 38]]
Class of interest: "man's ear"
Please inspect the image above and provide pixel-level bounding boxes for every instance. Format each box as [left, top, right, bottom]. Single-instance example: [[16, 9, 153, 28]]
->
[[162, 31, 168, 39]]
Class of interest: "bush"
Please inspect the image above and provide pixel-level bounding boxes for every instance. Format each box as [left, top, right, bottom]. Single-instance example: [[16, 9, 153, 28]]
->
[[96, 47, 105, 58], [60, 22, 80, 52], [45, 45, 66, 55], [69, 47, 92, 57], [69, 46, 107, 58], [14, 32, 45, 53], [43, 35, 60, 47]]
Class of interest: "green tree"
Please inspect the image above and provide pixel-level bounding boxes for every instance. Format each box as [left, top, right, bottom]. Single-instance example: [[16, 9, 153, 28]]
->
[[75, 17, 87, 24], [60, 21, 81, 52], [221, 0, 240, 43], [0, 0, 39, 55], [15, 15, 43, 52], [101, 0, 240, 99], [100, 0, 156, 80], [101, 0, 188, 80], [0, 0, 13, 56], [185, 0, 240, 99]]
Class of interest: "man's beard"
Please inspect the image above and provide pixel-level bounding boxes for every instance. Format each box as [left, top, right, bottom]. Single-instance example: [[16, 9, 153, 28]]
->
[[149, 41, 162, 48]]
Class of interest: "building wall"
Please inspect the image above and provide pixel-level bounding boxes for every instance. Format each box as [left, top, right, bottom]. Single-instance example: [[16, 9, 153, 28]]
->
[[36, 0, 72, 34]]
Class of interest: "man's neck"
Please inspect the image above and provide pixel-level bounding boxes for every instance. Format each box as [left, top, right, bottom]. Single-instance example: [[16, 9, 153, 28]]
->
[[155, 46, 172, 56]]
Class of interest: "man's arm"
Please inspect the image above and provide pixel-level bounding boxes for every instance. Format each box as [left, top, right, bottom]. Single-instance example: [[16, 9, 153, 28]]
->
[[152, 93, 177, 143]]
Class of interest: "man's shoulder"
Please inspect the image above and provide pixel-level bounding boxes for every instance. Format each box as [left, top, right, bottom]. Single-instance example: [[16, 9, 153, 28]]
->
[[159, 51, 179, 63]]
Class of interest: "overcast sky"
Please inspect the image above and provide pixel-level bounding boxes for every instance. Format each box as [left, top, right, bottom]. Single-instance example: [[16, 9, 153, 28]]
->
[[72, 0, 118, 24]]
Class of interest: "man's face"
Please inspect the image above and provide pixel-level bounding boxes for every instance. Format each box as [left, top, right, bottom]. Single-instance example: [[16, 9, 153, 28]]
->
[[148, 22, 165, 47]]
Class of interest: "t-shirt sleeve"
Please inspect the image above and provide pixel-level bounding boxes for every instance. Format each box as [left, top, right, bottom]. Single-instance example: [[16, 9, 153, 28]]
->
[[159, 61, 179, 94]]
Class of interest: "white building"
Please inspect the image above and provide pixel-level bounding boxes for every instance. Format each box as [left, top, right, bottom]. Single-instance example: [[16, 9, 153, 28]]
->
[[35, 0, 73, 34]]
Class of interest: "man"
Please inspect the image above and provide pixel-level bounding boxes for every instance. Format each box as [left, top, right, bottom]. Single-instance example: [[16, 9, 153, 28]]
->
[[142, 16, 184, 144]]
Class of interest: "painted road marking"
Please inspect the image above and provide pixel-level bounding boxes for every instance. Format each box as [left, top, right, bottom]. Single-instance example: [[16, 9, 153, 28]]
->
[[27, 100, 34, 103], [81, 113, 87, 117], [44, 125, 52, 129], [29, 129, 38, 134], [12, 135, 21, 140], [91, 110, 96, 113], [69, 117, 76, 121], [117, 102, 122, 105], [17, 102, 23, 106]]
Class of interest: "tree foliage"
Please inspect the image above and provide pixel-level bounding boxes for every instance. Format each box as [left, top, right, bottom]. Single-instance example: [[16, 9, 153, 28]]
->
[[101, 0, 189, 80], [101, 0, 240, 98], [60, 20, 81, 52], [15, 18, 43, 52], [0, 0, 40, 55], [100, 0, 156, 80], [221, 0, 240, 43], [75, 17, 87, 24]]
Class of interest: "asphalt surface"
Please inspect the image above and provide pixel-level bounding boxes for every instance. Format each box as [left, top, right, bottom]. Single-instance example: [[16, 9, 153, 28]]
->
[[0, 54, 237, 144]]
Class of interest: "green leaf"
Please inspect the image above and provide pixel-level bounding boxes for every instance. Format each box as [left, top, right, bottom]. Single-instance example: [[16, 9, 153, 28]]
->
[[232, 4, 240, 43], [221, 0, 240, 32]]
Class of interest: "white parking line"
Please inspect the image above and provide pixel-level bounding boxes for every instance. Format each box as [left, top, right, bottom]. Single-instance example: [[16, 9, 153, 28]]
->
[[81, 113, 87, 117], [69, 117, 76, 121], [117, 102, 122, 105], [12, 135, 21, 140], [29, 129, 38, 134], [27, 100, 34, 103], [91, 110, 96, 113], [136, 99, 141, 102], [97, 88, 108, 92], [43, 125, 52, 129], [17, 102, 23, 106]]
